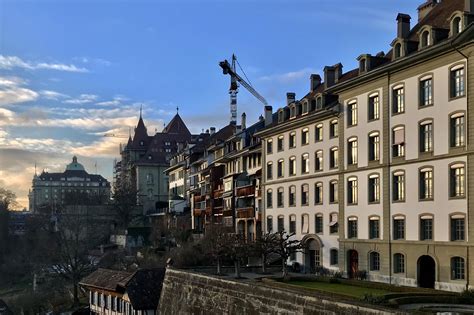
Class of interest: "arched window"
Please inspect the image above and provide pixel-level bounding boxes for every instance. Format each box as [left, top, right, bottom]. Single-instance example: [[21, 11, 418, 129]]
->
[[266, 189, 273, 208], [452, 16, 462, 35], [301, 184, 309, 206], [277, 187, 284, 207], [289, 214, 296, 234], [266, 216, 273, 233], [301, 214, 309, 234], [421, 30, 430, 47], [277, 215, 285, 232], [369, 252, 380, 271], [289, 185, 296, 206], [394, 253, 405, 273], [394, 43, 402, 59]]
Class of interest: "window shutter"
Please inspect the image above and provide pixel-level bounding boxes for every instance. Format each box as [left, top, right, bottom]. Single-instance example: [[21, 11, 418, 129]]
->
[[394, 128, 405, 145]]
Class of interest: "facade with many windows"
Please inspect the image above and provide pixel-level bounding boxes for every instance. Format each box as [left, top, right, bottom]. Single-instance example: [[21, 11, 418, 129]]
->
[[259, 0, 474, 291]]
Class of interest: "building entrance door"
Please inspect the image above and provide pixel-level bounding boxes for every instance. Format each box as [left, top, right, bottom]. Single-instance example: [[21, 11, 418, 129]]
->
[[348, 250, 358, 278], [418, 255, 436, 288]]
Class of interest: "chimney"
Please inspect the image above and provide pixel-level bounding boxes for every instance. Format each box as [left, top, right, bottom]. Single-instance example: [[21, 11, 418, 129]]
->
[[241, 112, 246, 130], [310, 74, 322, 92], [205, 129, 209, 134], [264, 106, 273, 127], [397, 14, 411, 39], [324, 66, 335, 88], [210, 127, 216, 135], [466, 0, 474, 13], [286, 92, 296, 106], [334, 63, 343, 83]]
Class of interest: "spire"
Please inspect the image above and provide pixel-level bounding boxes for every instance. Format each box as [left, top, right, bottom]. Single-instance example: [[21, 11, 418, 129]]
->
[[176, 106, 179, 114], [140, 104, 143, 119]]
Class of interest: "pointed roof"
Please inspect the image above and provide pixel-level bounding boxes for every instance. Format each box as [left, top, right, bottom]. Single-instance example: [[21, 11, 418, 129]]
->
[[162, 113, 191, 136], [131, 112, 150, 149]]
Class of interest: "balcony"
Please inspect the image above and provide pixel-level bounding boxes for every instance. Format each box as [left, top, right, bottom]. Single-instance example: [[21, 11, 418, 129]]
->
[[213, 189, 224, 199], [236, 185, 255, 197], [193, 195, 203, 203], [223, 209, 233, 217], [236, 207, 255, 219], [193, 209, 203, 217]]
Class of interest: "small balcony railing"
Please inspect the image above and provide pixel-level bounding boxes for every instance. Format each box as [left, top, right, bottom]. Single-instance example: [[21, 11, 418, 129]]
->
[[236, 207, 255, 219], [236, 185, 255, 197]]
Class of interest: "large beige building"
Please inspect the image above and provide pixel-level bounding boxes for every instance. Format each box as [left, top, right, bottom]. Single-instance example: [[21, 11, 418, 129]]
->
[[259, 0, 474, 291]]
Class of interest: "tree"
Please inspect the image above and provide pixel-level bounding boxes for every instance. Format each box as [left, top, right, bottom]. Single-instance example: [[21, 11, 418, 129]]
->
[[202, 224, 233, 275], [0, 187, 17, 263], [253, 232, 279, 274], [112, 180, 140, 229], [272, 231, 304, 280], [225, 234, 249, 278]]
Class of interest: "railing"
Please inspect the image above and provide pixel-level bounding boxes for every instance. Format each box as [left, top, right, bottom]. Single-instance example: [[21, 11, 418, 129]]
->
[[236, 186, 255, 197], [236, 207, 255, 219], [213, 189, 224, 199], [223, 209, 233, 217]]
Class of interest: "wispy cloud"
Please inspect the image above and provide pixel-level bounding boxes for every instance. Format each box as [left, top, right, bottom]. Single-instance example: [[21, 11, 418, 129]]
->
[[63, 93, 98, 105], [39, 90, 69, 100], [0, 75, 39, 106], [259, 67, 314, 83], [0, 55, 89, 73]]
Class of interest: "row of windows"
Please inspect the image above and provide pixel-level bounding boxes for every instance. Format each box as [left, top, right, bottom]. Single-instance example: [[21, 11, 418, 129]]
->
[[267, 213, 339, 235], [346, 214, 465, 242], [347, 66, 465, 127], [267, 120, 339, 154], [266, 181, 338, 208], [267, 149, 339, 179]]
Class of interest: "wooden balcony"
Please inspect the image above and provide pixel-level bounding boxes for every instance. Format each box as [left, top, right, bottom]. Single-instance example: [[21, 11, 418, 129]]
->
[[236, 185, 255, 197], [236, 207, 255, 219], [213, 189, 224, 199], [223, 209, 233, 217], [193, 209, 203, 217], [193, 195, 203, 203]]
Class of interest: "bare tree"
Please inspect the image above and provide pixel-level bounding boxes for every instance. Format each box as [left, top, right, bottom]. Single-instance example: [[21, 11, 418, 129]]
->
[[272, 231, 304, 280], [112, 180, 140, 229], [202, 224, 233, 275], [253, 232, 279, 274], [225, 234, 249, 278]]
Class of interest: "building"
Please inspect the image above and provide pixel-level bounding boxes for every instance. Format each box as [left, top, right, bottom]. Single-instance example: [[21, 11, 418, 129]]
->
[[258, 0, 474, 291], [79, 268, 165, 315], [28, 156, 110, 212], [116, 111, 192, 215]]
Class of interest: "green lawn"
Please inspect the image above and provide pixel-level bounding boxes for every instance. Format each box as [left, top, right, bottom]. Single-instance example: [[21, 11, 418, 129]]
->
[[286, 280, 391, 298]]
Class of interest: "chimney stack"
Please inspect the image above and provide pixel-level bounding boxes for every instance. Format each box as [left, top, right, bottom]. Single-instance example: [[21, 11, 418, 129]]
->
[[324, 64, 343, 88], [210, 127, 216, 135], [334, 63, 343, 83], [397, 14, 411, 39], [310, 74, 322, 92], [264, 106, 273, 127], [241, 112, 246, 130], [286, 92, 296, 106]]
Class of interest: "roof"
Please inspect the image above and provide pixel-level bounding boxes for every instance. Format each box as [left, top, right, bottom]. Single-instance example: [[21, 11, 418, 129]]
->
[[38, 169, 109, 185], [163, 113, 191, 136], [80, 268, 166, 310]]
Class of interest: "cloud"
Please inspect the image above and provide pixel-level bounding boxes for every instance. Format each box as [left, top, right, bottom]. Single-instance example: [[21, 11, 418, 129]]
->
[[74, 57, 112, 67], [63, 93, 99, 105], [0, 55, 89, 73], [259, 67, 314, 83], [0, 76, 39, 105], [40, 90, 69, 100]]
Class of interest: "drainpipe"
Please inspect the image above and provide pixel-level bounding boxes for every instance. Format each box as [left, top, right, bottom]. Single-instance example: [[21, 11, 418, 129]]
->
[[388, 70, 393, 286], [451, 39, 470, 290]]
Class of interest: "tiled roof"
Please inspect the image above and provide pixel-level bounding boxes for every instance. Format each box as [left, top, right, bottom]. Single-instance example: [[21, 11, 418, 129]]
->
[[79, 268, 134, 291], [38, 169, 109, 185], [163, 113, 191, 136]]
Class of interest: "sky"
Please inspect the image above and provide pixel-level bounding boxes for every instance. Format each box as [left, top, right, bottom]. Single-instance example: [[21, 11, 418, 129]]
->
[[0, 0, 417, 209]]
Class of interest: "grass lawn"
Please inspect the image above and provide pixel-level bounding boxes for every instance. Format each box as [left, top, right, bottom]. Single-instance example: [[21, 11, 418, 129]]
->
[[286, 280, 391, 298]]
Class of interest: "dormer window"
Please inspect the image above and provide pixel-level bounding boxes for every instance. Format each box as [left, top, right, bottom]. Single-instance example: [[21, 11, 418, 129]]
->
[[316, 96, 323, 110], [451, 15, 463, 36], [394, 43, 402, 59], [278, 110, 285, 123], [290, 105, 296, 118], [359, 59, 366, 73], [302, 102, 308, 115], [420, 30, 430, 48]]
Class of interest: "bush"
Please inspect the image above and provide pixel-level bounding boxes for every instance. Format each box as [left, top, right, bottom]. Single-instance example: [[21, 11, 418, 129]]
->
[[361, 293, 385, 304]]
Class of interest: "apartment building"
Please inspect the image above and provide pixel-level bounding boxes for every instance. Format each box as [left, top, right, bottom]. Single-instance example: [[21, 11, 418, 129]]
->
[[260, 0, 474, 291]]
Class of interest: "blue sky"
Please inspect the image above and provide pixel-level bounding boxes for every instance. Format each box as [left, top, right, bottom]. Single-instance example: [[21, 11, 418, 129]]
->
[[0, 0, 417, 208]]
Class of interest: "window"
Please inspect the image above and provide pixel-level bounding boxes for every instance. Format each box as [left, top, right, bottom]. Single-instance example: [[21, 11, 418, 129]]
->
[[347, 217, 358, 239], [368, 132, 380, 161], [329, 120, 338, 138], [394, 43, 402, 59], [301, 153, 309, 174], [347, 177, 358, 205], [289, 132, 296, 148], [289, 186, 296, 206], [420, 77, 433, 106], [315, 214, 323, 234], [369, 217, 380, 239], [451, 215, 465, 241], [368, 94, 379, 120], [267, 139, 273, 154], [450, 164, 465, 198], [394, 254, 405, 273], [450, 113, 465, 147], [347, 101, 358, 126], [393, 216, 405, 240], [330, 249, 338, 266], [347, 138, 358, 165], [316, 97, 323, 110], [419, 168, 433, 200], [278, 110, 285, 123], [392, 127, 405, 158], [329, 180, 338, 203], [420, 30, 430, 48], [369, 252, 380, 271], [301, 128, 309, 145], [277, 215, 284, 232], [451, 66, 465, 98], [277, 135, 284, 151], [289, 156, 296, 176], [419, 121, 433, 153], [452, 16, 463, 35], [330, 147, 339, 169], [289, 215, 296, 234], [315, 124, 323, 142], [277, 187, 284, 207], [277, 159, 284, 178], [314, 182, 323, 205], [315, 150, 323, 171], [290, 105, 296, 118], [146, 173, 154, 184], [266, 162, 273, 180], [302, 102, 309, 114], [392, 171, 405, 202], [329, 213, 338, 234], [392, 86, 405, 114], [302, 214, 309, 234], [301, 184, 309, 206], [267, 216, 273, 233], [420, 215, 433, 240], [266, 189, 273, 208], [368, 174, 380, 203], [451, 257, 465, 280]]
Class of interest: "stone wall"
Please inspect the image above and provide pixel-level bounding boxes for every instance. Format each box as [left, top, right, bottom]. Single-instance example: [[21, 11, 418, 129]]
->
[[158, 268, 397, 314]]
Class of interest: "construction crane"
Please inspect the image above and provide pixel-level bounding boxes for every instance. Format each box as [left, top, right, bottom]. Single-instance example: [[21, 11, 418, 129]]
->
[[219, 54, 269, 124]]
